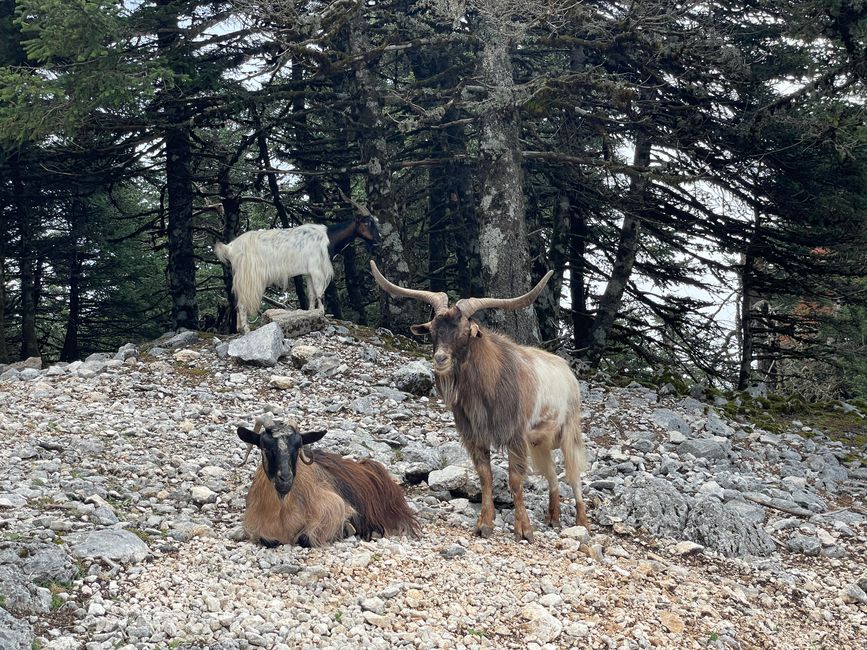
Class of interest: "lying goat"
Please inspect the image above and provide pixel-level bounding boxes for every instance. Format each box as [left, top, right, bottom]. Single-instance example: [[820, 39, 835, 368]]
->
[[237, 419, 419, 547], [371, 261, 588, 542], [215, 214, 380, 333]]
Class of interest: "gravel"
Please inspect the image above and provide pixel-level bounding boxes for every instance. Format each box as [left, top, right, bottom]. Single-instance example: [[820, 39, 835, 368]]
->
[[0, 322, 865, 648]]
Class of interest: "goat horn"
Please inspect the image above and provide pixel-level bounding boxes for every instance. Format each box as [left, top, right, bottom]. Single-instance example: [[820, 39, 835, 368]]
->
[[370, 261, 450, 314], [238, 413, 273, 466], [299, 449, 315, 465], [338, 188, 374, 219], [455, 271, 554, 319]]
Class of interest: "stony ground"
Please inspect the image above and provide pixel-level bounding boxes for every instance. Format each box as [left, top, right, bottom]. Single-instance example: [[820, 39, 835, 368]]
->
[[1, 323, 866, 650]]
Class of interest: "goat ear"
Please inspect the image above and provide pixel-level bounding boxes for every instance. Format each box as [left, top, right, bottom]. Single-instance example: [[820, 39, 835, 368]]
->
[[410, 321, 432, 336], [237, 426, 261, 446], [469, 322, 482, 338], [300, 430, 327, 445]]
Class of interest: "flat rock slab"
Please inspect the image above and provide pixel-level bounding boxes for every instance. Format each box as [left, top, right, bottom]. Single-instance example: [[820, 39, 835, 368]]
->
[[263, 308, 326, 338], [228, 322, 284, 366], [70, 529, 149, 563]]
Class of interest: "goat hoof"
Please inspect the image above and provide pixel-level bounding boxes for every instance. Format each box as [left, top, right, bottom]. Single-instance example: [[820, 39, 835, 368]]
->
[[475, 524, 493, 538], [514, 528, 535, 543]]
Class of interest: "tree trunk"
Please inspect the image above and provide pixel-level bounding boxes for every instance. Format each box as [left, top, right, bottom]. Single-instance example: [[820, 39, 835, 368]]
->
[[218, 175, 242, 333], [11, 152, 39, 359], [533, 190, 569, 344], [165, 124, 198, 330], [580, 129, 652, 366], [158, 1, 198, 331], [0, 176, 8, 363], [350, 7, 420, 333], [569, 202, 592, 349], [256, 114, 308, 309], [475, 26, 539, 345], [60, 198, 83, 361]]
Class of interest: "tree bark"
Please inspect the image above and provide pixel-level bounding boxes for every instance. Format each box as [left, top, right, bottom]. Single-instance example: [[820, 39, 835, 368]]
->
[[569, 202, 592, 349], [350, 7, 420, 333], [475, 24, 539, 345], [60, 198, 83, 361], [255, 111, 308, 309], [11, 151, 39, 359], [581, 128, 652, 366], [158, 1, 198, 331]]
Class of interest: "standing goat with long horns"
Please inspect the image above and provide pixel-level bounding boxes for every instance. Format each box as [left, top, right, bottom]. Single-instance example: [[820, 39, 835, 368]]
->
[[237, 417, 419, 547], [370, 261, 588, 542]]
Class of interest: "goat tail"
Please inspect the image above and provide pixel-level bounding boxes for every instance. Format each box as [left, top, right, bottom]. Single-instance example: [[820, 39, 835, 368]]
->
[[313, 451, 421, 539], [214, 242, 232, 266], [561, 406, 587, 479]]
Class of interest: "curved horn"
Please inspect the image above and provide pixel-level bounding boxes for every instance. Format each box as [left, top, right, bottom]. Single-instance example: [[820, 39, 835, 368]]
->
[[455, 271, 554, 319], [369, 261, 450, 314], [238, 413, 275, 466], [299, 449, 315, 465]]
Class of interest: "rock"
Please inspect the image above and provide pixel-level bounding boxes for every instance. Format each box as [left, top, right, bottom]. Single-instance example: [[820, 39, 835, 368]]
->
[[683, 497, 775, 557], [0, 543, 78, 584], [289, 345, 320, 368], [0, 608, 34, 650], [162, 330, 199, 349], [677, 438, 728, 460], [262, 308, 326, 338], [70, 529, 149, 563], [349, 395, 380, 416], [842, 584, 867, 605], [724, 500, 766, 525], [440, 544, 466, 558], [12, 356, 42, 370], [672, 541, 704, 556], [268, 375, 293, 389], [651, 408, 690, 435], [561, 526, 591, 543], [391, 361, 435, 396], [227, 322, 284, 366], [191, 485, 217, 505], [787, 534, 822, 556], [361, 596, 385, 614], [303, 355, 344, 377], [0, 493, 27, 508], [659, 611, 685, 634], [599, 474, 690, 538], [522, 602, 562, 644], [428, 465, 469, 492], [173, 349, 201, 362]]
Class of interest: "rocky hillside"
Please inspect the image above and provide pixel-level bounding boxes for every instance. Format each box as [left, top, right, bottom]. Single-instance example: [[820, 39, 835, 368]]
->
[[1, 322, 865, 649]]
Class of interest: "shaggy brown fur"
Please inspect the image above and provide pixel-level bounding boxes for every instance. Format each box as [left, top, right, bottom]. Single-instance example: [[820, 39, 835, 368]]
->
[[243, 447, 419, 547], [310, 450, 421, 539]]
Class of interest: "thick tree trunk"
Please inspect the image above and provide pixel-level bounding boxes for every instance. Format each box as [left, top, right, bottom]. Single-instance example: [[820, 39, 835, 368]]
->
[[350, 8, 420, 333], [581, 129, 652, 366], [11, 152, 39, 359], [158, 1, 198, 331], [165, 125, 198, 330], [475, 27, 539, 345]]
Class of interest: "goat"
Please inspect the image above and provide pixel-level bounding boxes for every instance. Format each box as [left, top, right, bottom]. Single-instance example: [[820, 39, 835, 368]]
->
[[370, 261, 588, 542], [214, 215, 381, 333], [237, 418, 419, 547]]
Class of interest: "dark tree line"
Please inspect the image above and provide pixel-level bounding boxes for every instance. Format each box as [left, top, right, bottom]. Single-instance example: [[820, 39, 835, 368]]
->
[[1, 0, 865, 397]]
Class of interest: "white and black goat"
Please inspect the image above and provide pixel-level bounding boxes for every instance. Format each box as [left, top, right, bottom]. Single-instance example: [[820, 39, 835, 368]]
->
[[214, 215, 380, 333], [370, 261, 588, 542], [237, 418, 419, 547]]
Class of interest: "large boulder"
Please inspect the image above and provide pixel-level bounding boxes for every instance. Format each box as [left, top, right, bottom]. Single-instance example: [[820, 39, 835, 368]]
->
[[683, 497, 775, 557], [392, 361, 435, 396], [69, 529, 149, 564], [228, 322, 284, 367]]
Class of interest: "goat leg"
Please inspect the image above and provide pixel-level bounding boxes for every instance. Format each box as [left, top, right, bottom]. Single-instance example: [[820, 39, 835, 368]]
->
[[508, 448, 534, 543], [467, 443, 495, 538]]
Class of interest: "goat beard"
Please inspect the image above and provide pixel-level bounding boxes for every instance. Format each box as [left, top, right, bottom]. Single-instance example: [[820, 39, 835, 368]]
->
[[434, 368, 458, 408]]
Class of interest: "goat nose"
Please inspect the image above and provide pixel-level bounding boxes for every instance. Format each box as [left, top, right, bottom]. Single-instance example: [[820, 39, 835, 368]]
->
[[434, 352, 448, 365]]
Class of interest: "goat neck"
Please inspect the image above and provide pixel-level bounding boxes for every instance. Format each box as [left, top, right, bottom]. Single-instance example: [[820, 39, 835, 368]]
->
[[326, 219, 358, 257]]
